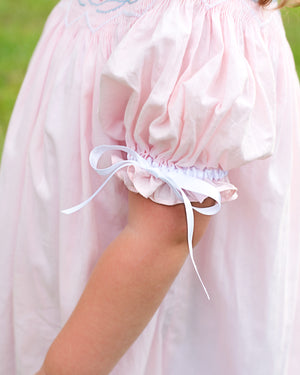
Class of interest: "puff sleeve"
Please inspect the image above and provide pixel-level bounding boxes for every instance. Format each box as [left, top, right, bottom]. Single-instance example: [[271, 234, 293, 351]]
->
[[62, 0, 278, 297], [96, 0, 276, 209]]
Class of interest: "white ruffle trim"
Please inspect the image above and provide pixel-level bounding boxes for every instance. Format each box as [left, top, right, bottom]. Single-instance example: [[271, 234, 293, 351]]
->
[[127, 153, 228, 181]]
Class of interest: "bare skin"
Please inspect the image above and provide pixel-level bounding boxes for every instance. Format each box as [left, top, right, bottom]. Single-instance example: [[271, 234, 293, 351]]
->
[[36, 192, 214, 375]]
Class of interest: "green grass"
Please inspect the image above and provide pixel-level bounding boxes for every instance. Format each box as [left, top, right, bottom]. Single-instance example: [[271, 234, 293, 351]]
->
[[0, 2, 299, 156], [0, 0, 57, 154], [282, 7, 300, 74]]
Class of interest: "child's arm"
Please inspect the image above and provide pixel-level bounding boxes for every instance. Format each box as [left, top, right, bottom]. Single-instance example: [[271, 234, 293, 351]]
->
[[37, 192, 213, 375]]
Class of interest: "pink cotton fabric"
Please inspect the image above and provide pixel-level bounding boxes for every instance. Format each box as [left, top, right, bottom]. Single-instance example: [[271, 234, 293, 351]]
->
[[0, 0, 300, 374]]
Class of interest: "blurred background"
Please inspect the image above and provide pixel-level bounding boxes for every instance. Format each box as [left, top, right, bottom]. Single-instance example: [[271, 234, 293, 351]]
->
[[0, 0, 299, 156]]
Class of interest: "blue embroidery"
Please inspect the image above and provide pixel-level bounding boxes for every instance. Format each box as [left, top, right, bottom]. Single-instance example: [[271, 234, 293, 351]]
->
[[78, 0, 139, 14]]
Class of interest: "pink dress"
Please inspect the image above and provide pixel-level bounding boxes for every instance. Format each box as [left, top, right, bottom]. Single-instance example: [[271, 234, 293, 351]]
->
[[0, 0, 300, 373]]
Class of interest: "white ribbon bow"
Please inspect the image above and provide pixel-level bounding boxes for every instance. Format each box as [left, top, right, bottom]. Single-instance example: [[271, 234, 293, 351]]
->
[[62, 145, 222, 299]]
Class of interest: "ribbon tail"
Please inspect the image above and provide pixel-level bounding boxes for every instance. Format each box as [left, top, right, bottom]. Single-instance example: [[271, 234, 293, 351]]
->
[[181, 189, 211, 300], [193, 204, 220, 216], [61, 161, 133, 215], [61, 183, 106, 214]]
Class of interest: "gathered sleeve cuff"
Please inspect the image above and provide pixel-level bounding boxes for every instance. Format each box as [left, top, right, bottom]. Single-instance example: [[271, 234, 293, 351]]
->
[[112, 148, 237, 207]]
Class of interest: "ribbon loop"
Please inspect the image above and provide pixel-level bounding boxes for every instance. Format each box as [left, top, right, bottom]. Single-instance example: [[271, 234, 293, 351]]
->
[[62, 145, 223, 299]]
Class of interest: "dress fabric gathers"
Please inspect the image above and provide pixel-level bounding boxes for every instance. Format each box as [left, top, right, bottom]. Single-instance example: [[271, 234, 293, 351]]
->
[[0, 0, 300, 373]]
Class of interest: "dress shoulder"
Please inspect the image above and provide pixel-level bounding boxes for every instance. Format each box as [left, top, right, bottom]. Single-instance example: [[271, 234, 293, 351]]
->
[[97, 0, 280, 206]]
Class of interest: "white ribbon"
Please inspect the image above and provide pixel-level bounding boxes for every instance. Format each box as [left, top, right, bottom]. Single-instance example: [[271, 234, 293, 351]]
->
[[62, 145, 222, 299]]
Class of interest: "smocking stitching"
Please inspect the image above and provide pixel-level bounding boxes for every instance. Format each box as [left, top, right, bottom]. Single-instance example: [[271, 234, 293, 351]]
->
[[127, 153, 228, 181]]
